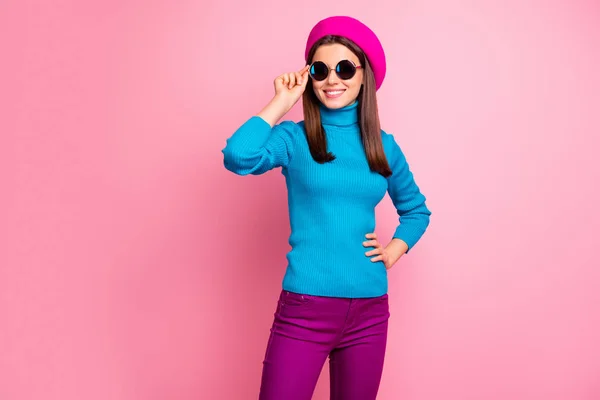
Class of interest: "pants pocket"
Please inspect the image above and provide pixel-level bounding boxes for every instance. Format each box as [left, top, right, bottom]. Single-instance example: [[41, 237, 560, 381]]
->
[[281, 290, 313, 306]]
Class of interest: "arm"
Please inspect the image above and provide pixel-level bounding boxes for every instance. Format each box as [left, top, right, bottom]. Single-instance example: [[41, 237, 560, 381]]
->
[[221, 110, 297, 175], [384, 133, 431, 254], [222, 67, 310, 176]]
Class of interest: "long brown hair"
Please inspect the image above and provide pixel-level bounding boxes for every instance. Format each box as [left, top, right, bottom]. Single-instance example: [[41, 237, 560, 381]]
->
[[302, 35, 392, 177]]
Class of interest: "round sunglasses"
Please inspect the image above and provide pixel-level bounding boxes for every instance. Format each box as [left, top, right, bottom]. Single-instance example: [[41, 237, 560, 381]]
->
[[309, 60, 362, 81]]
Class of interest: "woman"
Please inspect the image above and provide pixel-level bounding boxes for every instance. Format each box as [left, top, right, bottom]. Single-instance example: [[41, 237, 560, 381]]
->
[[222, 16, 431, 400]]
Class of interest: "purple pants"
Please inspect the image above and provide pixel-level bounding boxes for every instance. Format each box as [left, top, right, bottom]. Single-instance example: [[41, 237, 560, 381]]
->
[[259, 290, 390, 400]]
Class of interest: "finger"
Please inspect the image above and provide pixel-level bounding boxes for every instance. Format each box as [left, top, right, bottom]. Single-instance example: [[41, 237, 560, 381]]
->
[[362, 240, 380, 248], [282, 74, 290, 87], [299, 65, 310, 78], [300, 69, 310, 87], [275, 76, 285, 90], [365, 233, 378, 240], [288, 73, 296, 89], [371, 255, 383, 262], [294, 72, 303, 86], [365, 248, 382, 257]]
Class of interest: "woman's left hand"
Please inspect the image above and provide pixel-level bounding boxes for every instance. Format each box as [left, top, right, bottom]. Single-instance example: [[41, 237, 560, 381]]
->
[[363, 232, 394, 270]]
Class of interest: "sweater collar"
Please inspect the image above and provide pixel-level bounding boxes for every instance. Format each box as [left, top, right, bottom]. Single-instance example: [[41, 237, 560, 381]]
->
[[319, 100, 359, 127]]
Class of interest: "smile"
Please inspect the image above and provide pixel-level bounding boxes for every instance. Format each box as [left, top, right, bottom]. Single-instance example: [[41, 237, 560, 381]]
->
[[324, 89, 345, 98]]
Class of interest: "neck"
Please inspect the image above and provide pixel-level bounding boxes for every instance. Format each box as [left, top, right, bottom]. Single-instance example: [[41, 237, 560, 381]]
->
[[319, 101, 359, 127]]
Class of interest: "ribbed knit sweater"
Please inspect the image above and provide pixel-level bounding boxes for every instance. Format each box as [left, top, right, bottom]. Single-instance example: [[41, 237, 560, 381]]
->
[[222, 101, 431, 298]]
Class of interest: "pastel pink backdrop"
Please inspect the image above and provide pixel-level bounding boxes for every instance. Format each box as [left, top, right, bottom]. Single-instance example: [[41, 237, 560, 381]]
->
[[1, 0, 599, 399]]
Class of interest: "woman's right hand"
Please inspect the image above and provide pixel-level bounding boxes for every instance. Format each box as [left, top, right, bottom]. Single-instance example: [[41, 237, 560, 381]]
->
[[273, 65, 310, 109], [256, 66, 311, 127]]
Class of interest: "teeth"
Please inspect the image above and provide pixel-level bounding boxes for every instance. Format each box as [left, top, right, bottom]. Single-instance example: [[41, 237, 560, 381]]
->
[[326, 90, 344, 95]]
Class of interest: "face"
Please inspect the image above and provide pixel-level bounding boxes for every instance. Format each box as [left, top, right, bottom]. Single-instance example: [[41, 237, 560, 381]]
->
[[310, 43, 363, 109]]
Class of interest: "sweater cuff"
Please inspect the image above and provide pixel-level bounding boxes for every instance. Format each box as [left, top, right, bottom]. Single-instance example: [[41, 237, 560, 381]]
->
[[392, 225, 425, 254]]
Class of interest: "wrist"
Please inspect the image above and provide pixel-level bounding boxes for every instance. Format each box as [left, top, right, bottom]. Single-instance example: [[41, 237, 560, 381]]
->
[[257, 96, 290, 127], [386, 238, 408, 264], [273, 93, 296, 112]]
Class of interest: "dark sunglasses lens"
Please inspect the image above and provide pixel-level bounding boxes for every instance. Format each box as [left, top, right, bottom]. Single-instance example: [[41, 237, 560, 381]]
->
[[336, 60, 357, 80], [310, 62, 329, 81]]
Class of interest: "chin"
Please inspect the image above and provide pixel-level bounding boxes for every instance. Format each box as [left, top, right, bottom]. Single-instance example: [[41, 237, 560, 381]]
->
[[320, 96, 354, 109]]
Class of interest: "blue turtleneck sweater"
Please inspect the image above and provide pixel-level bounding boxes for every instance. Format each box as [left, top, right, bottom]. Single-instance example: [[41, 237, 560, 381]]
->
[[222, 101, 431, 298]]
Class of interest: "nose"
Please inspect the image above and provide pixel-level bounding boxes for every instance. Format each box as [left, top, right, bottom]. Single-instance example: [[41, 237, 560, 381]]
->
[[327, 68, 340, 85]]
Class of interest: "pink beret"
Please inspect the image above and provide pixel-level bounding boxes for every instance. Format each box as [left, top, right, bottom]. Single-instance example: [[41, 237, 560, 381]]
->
[[305, 16, 387, 90]]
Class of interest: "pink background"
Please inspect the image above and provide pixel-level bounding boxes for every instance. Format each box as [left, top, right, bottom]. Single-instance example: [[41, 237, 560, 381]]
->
[[2, 0, 599, 399]]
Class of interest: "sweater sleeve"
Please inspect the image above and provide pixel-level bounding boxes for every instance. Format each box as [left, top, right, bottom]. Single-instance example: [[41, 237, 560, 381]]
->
[[222, 116, 297, 175], [384, 132, 431, 253]]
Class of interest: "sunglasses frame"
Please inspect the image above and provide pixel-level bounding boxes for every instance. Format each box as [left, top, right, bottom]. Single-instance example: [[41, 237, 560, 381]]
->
[[309, 60, 362, 81]]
